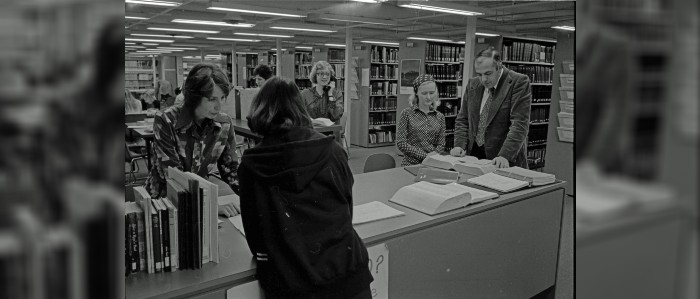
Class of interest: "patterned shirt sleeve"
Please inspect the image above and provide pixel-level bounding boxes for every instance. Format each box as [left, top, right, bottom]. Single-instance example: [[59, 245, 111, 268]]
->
[[216, 119, 240, 195], [328, 89, 344, 123], [396, 109, 429, 163], [146, 112, 185, 198]]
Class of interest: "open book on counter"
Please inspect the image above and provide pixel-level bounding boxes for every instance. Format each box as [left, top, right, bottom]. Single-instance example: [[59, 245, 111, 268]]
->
[[389, 181, 498, 216], [467, 167, 556, 193], [421, 154, 496, 176], [312, 118, 334, 126]]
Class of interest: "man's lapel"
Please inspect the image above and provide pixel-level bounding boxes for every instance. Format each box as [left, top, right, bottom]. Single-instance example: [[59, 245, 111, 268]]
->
[[469, 81, 484, 133], [484, 67, 511, 127]]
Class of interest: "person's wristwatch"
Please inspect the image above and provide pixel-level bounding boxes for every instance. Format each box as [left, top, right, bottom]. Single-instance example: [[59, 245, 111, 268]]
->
[[328, 95, 335, 102]]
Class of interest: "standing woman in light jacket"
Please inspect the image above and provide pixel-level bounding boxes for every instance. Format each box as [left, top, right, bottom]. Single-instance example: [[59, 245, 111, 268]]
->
[[239, 77, 373, 299]]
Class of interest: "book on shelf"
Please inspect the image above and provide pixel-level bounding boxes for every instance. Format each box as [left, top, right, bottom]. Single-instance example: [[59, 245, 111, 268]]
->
[[389, 181, 497, 216], [352, 201, 405, 225], [421, 154, 496, 176]]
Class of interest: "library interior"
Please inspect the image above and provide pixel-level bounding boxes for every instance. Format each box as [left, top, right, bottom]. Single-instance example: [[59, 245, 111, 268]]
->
[[121, 1, 693, 299]]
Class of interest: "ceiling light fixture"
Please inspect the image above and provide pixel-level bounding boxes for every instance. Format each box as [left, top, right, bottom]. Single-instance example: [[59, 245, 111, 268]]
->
[[131, 33, 193, 39], [324, 43, 346, 47], [475, 32, 500, 37], [398, 2, 484, 16], [206, 37, 261, 42], [125, 42, 136, 45], [171, 19, 255, 27], [142, 43, 159, 45], [234, 33, 294, 38], [207, 5, 305, 18], [270, 48, 287, 51], [361, 40, 399, 46], [551, 25, 575, 31], [295, 46, 312, 49], [351, 0, 386, 3], [407, 37, 454, 43], [125, 38, 174, 43], [157, 47, 198, 50], [148, 27, 219, 34], [125, 16, 149, 20], [125, 0, 180, 7], [125, 45, 146, 48], [320, 17, 394, 26], [270, 26, 336, 33]]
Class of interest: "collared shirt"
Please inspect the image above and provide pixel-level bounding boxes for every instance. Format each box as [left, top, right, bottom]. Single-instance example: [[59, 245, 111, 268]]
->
[[396, 105, 446, 166], [145, 106, 239, 198], [480, 68, 504, 113], [301, 86, 344, 122]]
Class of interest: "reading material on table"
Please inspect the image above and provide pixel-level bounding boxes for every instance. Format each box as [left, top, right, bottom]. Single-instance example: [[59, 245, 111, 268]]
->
[[467, 172, 529, 193], [421, 154, 496, 176], [228, 215, 246, 237], [389, 181, 496, 216], [352, 201, 405, 225], [312, 118, 334, 126], [493, 167, 556, 186]]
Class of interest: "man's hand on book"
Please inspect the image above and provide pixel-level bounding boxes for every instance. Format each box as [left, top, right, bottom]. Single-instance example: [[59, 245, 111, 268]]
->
[[492, 156, 510, 168], [450, 147, 466, 157], [218, 194, 241, 217]]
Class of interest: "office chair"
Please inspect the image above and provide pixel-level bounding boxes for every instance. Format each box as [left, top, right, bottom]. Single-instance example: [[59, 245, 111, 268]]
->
[[363, 153, 396, 173], [125, 145, 148, 185]]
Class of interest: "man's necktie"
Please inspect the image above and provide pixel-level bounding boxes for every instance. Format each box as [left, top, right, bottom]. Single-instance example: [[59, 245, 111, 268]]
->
[[476, 87, 496, 146]]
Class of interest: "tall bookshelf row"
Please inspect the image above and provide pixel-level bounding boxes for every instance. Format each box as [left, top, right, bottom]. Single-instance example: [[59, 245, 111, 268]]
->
[[125, 57, 156, 94], [294, 51, 313, 90], [327, 48, 345, 93], [425, 42, 465, 151], [367, 45, 399, 146]]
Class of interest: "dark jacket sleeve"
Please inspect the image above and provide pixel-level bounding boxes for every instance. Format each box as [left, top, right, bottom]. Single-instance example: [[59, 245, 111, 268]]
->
[[454, 79, 473, 149], [239, 164, 262, 257], [497, 74, 531, 161]]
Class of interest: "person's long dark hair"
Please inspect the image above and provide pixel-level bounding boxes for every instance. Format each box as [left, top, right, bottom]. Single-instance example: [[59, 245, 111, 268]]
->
[[247, 77, 312, 136]]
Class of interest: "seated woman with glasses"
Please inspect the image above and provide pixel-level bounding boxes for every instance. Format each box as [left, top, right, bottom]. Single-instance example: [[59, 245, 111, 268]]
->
[[145, 63, 240, 217], [300, 60, 344, 123]]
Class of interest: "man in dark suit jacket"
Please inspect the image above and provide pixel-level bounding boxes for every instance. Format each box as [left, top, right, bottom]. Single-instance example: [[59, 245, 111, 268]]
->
[[450, 47, 531, 168]]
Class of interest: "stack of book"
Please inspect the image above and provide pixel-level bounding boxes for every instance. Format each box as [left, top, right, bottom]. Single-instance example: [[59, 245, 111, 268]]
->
[[126, 168, 219, 276], [467, 167, 556, 193], [389, 181, 498, 215]]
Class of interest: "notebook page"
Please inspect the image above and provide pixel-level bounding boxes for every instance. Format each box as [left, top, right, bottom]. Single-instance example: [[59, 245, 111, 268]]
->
[[468, 173, 528, 192], [352, 201, 405, 225], [228, 215, 246, 237]]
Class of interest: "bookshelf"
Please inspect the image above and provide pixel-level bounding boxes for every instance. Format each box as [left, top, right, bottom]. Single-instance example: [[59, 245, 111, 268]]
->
[[424, 41, 465, 151], [474, 36, 557, 170], [350, 44, 399, 147], [327, 48, 345, 93], [125, 57, 156, 94], [294, 50, 313, 90]]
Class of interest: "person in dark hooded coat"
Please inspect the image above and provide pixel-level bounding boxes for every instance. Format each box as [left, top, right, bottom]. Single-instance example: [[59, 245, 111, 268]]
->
[[238, 77, 373, 299]]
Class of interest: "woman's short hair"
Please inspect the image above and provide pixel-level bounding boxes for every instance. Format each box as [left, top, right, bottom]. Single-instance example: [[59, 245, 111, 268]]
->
[[309, 61, 334, 84], [183, 63, 230, 113], [247, 77, 313, 136]]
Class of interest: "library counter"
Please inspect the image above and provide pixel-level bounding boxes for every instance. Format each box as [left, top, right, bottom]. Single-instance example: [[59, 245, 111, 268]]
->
[[126, 168, 566, 299]]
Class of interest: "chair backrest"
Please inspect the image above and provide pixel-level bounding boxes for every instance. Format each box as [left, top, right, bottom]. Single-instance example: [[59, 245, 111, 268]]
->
[[363, 153, 396, 173]]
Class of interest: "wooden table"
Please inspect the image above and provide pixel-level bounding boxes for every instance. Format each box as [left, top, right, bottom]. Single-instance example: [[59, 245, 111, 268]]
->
[[126, 167, 567, 299], [230, 119, 342, 143]]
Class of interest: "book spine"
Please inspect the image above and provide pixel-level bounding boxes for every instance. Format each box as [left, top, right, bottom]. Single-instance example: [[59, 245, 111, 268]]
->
[[168, 201, 178, 270], [160, 205, 171, 272], [129, 213, 139, 273], [136, 211, 146, 272], [125, 214, 131, 276], [202, 188, 210, 264], [151, 208, 162, 272], [198, 188, 204, 268]]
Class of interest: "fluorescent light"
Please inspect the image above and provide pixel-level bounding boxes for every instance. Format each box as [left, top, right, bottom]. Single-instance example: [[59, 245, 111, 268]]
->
[[171, 19, 255, 28], [125, 0, 180, 7], [142, 43, 159, 46], [407, 37, 454, 43], [295, 46, 312, 49], [475, 32, 500, 37], [361, 40, 399, 46], [351, 0, 385, 3], [207, 6, 305, 18], [206, 37, 261, 42], [125, 45, 146, 48], [157, 47, 197, 50], [148, 27, 220, 34], [126, 16, 148, 20], [552, 26, 575, 31], [321, 17, 394, 26], [324, 43, 346, 47], [234, 33, 294, 38], [131, 33, 193, 39], [125, 42, 136, 45], [271, 48, 287, 51], [126, 38, 174, 43], [399, 3, 483, 16], [270, 26, 336, 33]]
